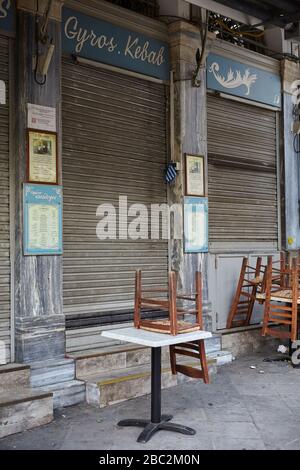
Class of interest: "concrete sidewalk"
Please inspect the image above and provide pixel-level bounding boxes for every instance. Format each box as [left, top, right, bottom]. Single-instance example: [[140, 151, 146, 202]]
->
[[0, 353, 299, 450]]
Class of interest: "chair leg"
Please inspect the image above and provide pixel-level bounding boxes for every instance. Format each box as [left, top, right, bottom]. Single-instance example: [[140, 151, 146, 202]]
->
[[198, 340, 210, 384], [134, 270, 141, 328], [245, 257, 262, 326], [261, 256, 273, 337], [169, 345, 177, 375], [291, 259, 298, 342], [227, 258, 248, 329]]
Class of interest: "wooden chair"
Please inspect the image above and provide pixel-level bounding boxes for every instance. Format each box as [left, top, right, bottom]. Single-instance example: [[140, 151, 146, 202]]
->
[[169, 339, 210, 383], [262, 256, 299, 342], [134, 270, 210, 383], [226, 257, 264, 329], [134, 270, 203, 335]]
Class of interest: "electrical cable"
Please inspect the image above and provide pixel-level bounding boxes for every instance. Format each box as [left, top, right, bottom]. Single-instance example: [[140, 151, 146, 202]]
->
[[294, 134, 300, 154], [193, 10, 209, 87], [33, 0, 47, 86]]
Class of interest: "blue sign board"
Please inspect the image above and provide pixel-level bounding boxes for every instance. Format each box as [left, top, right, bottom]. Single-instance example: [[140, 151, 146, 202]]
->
[[0, 1, 15, 35], [62, 7, 169, 81], [184, 197, 208, 253], [23, 184, 63, 256], [207, 53, 281, 108]]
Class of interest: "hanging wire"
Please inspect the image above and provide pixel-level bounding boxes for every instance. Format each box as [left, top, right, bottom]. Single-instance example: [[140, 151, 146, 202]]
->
[[294, 134, 300, 154], [33, 0, 47, 86], [34, 16, 46, 84]]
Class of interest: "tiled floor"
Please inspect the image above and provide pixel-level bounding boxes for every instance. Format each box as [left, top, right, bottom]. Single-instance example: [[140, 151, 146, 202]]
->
[[1, 353, 299, 450]]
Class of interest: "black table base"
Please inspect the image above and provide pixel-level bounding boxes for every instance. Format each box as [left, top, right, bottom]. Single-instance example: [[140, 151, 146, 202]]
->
[[117, 347, 196, 443]]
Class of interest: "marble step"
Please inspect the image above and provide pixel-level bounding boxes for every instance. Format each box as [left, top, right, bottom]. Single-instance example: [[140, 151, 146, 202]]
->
[[30, 358, 75, 388], [0, 388, 53, 439], [72, 334, 222, 379], [209, 350, 233, 366], [0, 363, 31, 391], [34, 380, 86, 409], [85, 358, 217, 408]]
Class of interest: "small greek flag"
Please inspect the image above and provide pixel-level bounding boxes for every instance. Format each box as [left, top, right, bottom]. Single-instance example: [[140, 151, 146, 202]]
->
[[165, 162, 177, 183]]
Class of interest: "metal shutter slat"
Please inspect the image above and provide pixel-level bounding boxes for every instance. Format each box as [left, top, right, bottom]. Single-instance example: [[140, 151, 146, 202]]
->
[[0, 36, 10, 363], [207, 94, 278, 246], [62, 58, 168, 343]]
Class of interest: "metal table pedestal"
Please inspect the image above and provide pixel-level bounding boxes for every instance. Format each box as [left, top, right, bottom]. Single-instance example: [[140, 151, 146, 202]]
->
[[118, 347, 196, 443]]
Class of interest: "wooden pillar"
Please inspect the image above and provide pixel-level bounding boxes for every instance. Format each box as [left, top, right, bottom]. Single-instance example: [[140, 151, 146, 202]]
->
[[167, 20, 214, 330], [281, 59, 300, 251], [14, 2, 65, 362]]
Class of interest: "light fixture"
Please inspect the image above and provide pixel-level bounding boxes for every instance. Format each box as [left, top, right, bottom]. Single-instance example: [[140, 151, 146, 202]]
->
[[34, 0, 55, 85], [37, 43, 55, 76]]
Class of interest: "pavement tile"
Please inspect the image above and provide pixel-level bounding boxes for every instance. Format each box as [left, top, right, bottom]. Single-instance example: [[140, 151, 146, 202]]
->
[[212, 438, 266, 450], [1, 352, 300, 450]]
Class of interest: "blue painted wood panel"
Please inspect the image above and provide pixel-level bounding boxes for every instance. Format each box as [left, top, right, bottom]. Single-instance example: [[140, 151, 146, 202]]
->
[[207, 53, 281, 108], [0, 1, 15, 34], [62, 7, 169, 81]]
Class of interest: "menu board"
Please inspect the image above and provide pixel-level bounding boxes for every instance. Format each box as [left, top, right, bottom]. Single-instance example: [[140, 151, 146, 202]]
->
[[23, 184, 63, 255], [184, 197, 208, 253]]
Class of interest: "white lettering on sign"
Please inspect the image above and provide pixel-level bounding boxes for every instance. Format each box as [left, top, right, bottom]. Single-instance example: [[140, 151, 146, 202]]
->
[[0, 0, 10, 19], [64, 15, 166, 69], [124, 35, 165, 66], [0, 80, 5, 105], [64, 16, 118, 54]]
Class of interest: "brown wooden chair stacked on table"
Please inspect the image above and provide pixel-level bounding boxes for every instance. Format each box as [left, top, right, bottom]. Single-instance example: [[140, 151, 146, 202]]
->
[[262, 255, 299, 342], [134, 270, 209, 383], [257, 252, 288, 303], [226, 257, 264, 329]]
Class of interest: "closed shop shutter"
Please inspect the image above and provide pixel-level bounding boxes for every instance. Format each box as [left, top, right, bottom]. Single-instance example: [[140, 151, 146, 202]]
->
[[62, 58, 168, 351], [207, 94, 278, 249], [0, 36, 11, 363]]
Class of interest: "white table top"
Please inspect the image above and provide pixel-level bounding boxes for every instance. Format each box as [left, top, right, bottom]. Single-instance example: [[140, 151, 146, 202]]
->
[[101, 327, 212, 348]]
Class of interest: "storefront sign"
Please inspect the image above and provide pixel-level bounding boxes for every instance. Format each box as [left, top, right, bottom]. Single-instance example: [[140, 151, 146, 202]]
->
[[23, 184, 63, 255], [184, 197, 208, 253], [207, 53, 281, 108], [0, 1, 15, 35], [62, 8, 169, 81], [28, 103, 57, 132]]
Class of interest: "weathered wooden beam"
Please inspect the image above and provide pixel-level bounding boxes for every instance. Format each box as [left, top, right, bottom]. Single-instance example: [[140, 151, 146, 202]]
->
[[14, 10, 64, 363], [17, 0, 65, 21], [167, 20, 214, 331]]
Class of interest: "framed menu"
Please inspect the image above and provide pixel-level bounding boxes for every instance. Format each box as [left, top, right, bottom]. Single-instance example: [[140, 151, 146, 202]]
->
[[185, 154, 205, 197], [23, 184, 63, 255], [184, 197, 208, 253], [27, 130, 58, 184]]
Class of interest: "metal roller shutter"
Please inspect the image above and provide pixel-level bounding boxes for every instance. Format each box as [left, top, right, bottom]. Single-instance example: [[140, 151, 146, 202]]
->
[[207, 94, 278, 248], [0, 36, 11, 363], [62, 57, 168, 347]]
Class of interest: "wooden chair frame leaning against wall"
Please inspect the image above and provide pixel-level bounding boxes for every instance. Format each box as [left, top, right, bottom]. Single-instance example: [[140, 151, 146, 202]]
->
[[262, 256, 299, 342], [134, 270, 210, 383], [226, 257, 264, 329], [226, 252, 289, 329]]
